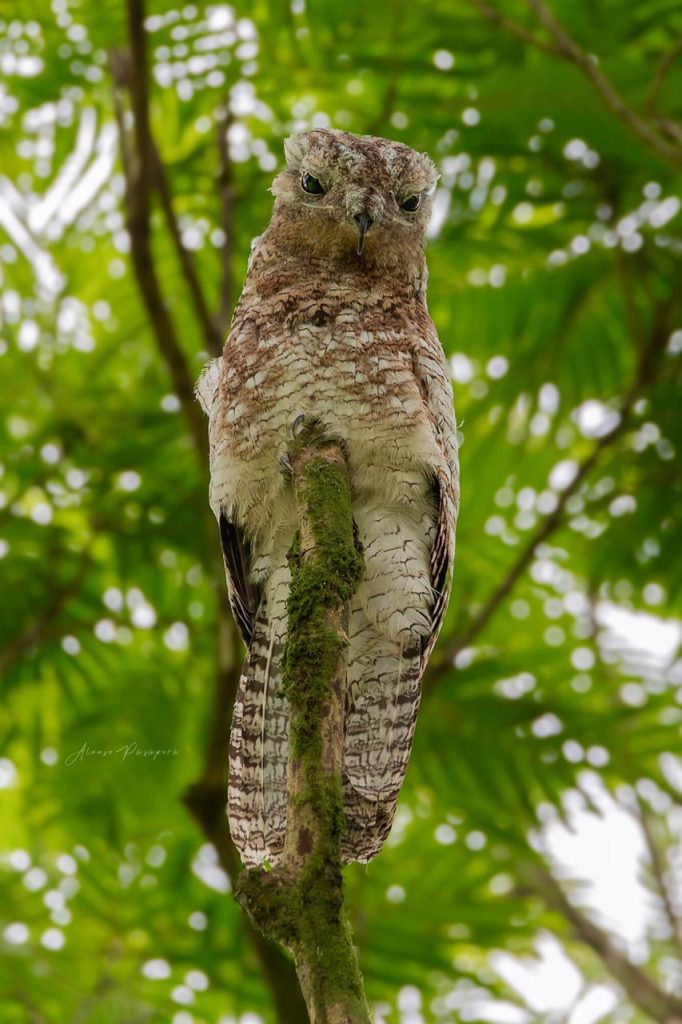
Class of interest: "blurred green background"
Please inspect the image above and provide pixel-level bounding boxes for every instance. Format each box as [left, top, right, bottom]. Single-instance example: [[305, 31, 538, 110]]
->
[[1, 1, 681, 1021]]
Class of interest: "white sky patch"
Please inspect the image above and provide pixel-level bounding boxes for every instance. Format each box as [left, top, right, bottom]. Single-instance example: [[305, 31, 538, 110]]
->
[[572, 400, 620, 438], [0, 757, 18, 789], [23, 867, 48, 891], [451, 352, 474, 384], [433, 49, 455, 71], [3, 922, 29, 945], [8, 849, 31, 871], [28, 107, 96, 234], [548, 459, 578, 491], [142, 957, 171, 980], [474, 1000, 530, 1023], [596, 601, 680, 673], [491, 933, 581, 1013], [191, 843, 230, 893], [427, 187, 450, 238], [568, 985, 617, 1024], [0, 182, 64, 295], [543, 777, 652, 956], [58, 123, 118, 228], [188, 910, 208, 930], [185, 968, 209, 991], [40, 927, 65, 950], [493, 595, 680, 1017]]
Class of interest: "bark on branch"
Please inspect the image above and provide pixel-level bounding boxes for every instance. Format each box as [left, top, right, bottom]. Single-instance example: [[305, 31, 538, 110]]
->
[[237, 422, 371, 1024]]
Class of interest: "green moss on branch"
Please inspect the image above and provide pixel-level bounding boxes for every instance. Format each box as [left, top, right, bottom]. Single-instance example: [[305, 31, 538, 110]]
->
[[236, 422, 371, 1023]]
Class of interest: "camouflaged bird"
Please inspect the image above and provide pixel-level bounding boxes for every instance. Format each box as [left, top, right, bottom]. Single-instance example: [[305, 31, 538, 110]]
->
[[196, 128, 459, 865]]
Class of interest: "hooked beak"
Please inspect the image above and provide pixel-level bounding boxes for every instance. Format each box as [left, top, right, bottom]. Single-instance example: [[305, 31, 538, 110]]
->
[[354, 210, 374, 255]]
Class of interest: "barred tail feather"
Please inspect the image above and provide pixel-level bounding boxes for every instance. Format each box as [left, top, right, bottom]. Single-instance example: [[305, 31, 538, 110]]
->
[[227, 570, 290, 867], [341, 608, 423, 862], [229, 590, 424, 867]]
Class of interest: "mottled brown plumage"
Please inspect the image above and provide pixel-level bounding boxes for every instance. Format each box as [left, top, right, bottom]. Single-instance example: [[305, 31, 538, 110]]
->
[[197, 128, 459, 865]]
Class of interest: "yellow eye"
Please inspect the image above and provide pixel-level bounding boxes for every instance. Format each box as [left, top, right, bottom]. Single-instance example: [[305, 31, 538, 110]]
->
[[302, 173, 325, 195], [400, 194, 421, 212]]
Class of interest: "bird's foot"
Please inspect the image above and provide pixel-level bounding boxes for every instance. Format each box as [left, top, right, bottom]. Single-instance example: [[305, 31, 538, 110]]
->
[[278, 453, 293, 476], [291, 412, 306, 438], [290, 413, 331, 449]]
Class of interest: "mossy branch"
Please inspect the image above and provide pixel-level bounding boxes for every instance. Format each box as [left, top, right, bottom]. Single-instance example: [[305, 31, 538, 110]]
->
[[237, 421, 372, 1024]]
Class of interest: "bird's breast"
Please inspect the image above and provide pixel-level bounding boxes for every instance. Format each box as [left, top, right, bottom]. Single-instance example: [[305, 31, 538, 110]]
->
[[208, 297, 441, 530]]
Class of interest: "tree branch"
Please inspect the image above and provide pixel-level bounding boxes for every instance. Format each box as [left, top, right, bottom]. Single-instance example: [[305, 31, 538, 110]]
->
[[111, 47, 224, 357], [645, 35, 682, 116], [466, 0, 682, 167], [116, 0, 207, 464], [0, 547, 91, 676], [633, 798, 682, 960], [237, 421, 370, 1024], [529, 864, 682, 1021], [151, 142, 224, 358], [645, 35, 682, 147], [466, 0, 562, 56], [524, 0, 682, 167], [215, 104, 235, 337]]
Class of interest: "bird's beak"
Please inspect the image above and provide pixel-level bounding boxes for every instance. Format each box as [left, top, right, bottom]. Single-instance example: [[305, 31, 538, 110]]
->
[[354, 210, 374, 255]]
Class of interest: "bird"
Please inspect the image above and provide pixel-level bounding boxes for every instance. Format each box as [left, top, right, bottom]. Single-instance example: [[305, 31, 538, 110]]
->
[[196, 128, 459, 866]]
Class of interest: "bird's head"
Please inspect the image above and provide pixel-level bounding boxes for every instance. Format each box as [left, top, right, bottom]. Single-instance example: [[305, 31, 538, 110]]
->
[[269, 129, 438, 275]]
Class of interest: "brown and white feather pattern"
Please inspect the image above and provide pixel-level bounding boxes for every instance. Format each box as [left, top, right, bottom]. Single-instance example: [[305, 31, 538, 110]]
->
[[198, 129, 459, 865]]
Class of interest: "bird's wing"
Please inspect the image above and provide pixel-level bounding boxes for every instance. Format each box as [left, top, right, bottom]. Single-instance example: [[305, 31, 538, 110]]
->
[[195, 356, 259, 648], [196, 353, 287, 868], [218, 513, 259, 647], [412, 325, 460, 662], [340, 325, 458, 862]]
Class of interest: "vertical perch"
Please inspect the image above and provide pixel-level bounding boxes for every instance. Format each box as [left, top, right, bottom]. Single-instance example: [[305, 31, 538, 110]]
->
[[237, 422, 372, 1024]]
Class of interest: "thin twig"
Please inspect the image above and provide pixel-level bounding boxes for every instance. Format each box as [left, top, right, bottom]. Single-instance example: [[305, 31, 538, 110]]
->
[[466, 0, 562, 56], [645, 35, 682, 116], [215, 104, 235, 338], [151, 142, 224, 357], [634, 798, 682, 960]]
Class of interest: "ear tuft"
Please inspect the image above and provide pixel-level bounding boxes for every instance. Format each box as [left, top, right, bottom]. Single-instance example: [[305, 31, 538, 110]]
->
[[283, 133, 307, 169]]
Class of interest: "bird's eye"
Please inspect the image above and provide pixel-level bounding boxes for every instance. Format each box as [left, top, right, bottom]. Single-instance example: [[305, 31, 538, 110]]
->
[[301, 173, 325, 195], [400, 194, 421, 212]]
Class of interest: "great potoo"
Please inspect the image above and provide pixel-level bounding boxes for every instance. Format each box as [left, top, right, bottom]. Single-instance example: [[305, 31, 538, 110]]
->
[[196, 128, 459, 866]]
